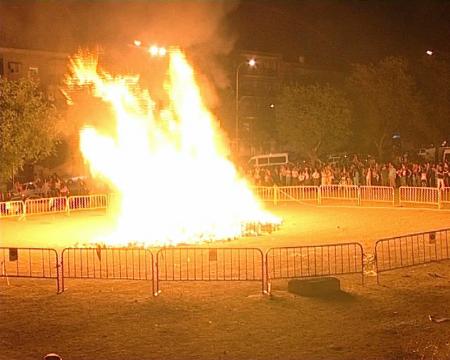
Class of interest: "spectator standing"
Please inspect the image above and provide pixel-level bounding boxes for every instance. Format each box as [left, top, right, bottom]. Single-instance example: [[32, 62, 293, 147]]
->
[[285, 166, 292, 186], [304, 167, 311, 185], [280, 166, 286, 186], [388, 163, 397, 188], [272, 167, 280, 186], [352, 166, 360, 186], [365, 167, 372, 186], [298, 169, 305, 186], [436, 165, 445, 189], [312, 168, 321, 187], [444, 164, 449, 187], [399, 165, 408, 187], [429, 165, 436, 187], [411, 164, 420, 187], [41, 179, 50, 197], [420, 166, 428, 187], [291, 167, 299, 186], [381, 165, 388, 186], [60, 182, 69, 197]]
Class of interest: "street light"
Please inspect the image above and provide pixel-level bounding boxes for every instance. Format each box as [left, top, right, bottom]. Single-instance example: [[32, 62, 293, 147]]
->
[[235, 58, 256, 152], [149, 45, 167, 57]]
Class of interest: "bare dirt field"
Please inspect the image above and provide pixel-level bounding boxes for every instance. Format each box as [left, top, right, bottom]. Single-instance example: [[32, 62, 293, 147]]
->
[[1, 204, 450, 360]]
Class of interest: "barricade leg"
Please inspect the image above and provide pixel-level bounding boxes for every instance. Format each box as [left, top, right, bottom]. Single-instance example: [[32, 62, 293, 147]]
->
[[375, 256, 380, 285], [261, 257, 265, 295], [154, 260, 160, 296], [56, 261, 61, 294], [264, 254, 270, 295], [22, 202, 27, 220], [60, 260, 65, 293]]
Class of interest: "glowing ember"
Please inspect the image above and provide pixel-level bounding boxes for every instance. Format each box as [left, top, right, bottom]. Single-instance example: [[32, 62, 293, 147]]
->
[[66, 48, 280, 246]]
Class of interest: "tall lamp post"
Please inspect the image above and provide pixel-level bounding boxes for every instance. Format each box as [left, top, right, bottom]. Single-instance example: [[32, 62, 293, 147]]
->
[[235, 58, 256, 153]]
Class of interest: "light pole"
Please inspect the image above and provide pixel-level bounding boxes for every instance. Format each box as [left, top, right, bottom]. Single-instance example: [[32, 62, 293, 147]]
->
[[131, 40, 167, 57], [235, 58, 256, 153]]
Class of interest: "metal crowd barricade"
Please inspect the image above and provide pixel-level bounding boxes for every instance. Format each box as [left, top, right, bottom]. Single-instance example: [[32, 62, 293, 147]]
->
[[108, 193, 120, 205], [375, 228, 450, 283], [265, 243, 364, 293], [441, 188, 450, 209], [61, 247, 154, 294], [359, 186, 395, 205], [155, 247, 265, 294], [0, 247, 60, 293], [252, 186, 276, 204], [399, 186, 440, 208], [25, 197, 68, 215], [0, 200, 25, 219], [319, 185, 359, 205], [277, 186, 319, 203], [68, 194, 108, 212]]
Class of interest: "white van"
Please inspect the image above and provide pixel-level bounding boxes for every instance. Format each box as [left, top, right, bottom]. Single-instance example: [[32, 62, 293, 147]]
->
[[417, 147, 436, 162], [248, 153, 289, 167], [443, 148, 450, 163]]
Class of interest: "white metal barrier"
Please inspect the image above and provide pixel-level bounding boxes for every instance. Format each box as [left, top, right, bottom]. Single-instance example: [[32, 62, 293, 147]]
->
[[252, 187, 276, 203], [68, 194, 108, 212], [277, 186, 319, 203], [0, 201, 25, 218], [25, 197, 68, 215], [2, 186, 450, 220], [319, 185, 359, 204], [360, 186, 395, 205], [399, 186, 440, 208], [440, 188, 450, 208]]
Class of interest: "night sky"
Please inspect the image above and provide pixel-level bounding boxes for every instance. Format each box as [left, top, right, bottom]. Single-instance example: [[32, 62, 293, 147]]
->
[[232, 1, 450, 67], [1, 0, 450, 68]]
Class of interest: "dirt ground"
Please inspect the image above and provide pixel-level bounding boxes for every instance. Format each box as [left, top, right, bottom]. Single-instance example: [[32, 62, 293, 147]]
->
[[1, 204, 450, 360]]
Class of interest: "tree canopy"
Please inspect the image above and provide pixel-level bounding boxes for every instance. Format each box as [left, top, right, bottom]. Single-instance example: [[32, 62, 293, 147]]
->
[[275, 84, 352, 161], [0, 77, 61, 182], [348, 56, 424, 159], [414, 55, 450, 142]]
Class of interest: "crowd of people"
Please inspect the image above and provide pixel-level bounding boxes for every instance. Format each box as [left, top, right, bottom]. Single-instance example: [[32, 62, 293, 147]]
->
[[247, 159, 450, 189], [1, 157, 449, 204], [0, 174, 90, 202]]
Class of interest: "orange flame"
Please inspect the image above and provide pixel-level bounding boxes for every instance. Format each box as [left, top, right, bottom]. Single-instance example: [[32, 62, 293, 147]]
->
[[67, 48, 280, 246]]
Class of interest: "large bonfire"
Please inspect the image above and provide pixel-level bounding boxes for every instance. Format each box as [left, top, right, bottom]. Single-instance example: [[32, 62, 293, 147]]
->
[[66, 47, 279, 247]]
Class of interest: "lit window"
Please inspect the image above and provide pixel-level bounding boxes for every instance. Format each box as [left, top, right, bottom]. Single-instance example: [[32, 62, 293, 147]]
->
[[8, 61, 22, 73], [28, 67, 39, 77]]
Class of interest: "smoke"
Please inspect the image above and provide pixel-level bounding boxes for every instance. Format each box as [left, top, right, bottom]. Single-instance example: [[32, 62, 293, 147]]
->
[[0, 1, 240, 173], [0, 1, 238, 100]]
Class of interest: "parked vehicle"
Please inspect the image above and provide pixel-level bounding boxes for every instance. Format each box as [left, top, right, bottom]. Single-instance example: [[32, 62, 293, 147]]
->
[[417, 145, 450, 163], [14, 182, 40, 200], [248, 153, 289, 167], [417, 147, 436, 162], [443, 148, 450, 163]]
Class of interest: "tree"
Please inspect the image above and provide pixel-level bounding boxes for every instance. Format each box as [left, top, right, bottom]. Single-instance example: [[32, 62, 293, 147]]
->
[[348, 57, 424, 159], [275, 84, 352, 162], [414, 55, 450, 143], [0, 77, 61, 182]]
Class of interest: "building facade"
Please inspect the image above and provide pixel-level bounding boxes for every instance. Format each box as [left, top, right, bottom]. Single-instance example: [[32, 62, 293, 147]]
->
[[0, 46, 69, 102], [233, 50, 344, 156]]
